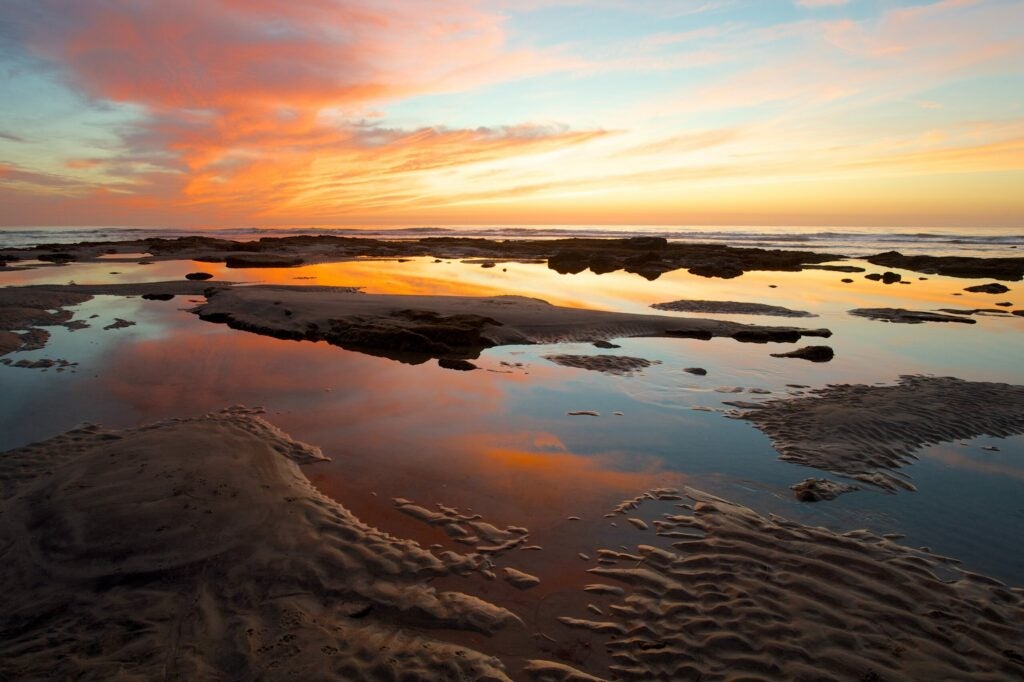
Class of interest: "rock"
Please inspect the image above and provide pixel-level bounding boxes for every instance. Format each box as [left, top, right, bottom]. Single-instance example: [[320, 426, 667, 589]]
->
[[480, 261, 496, 268], [803, 264, 866, 273], [731, 330, 803, 343], [592, 340, 620, 349], [1014, 310, 1024, 317], [849, 308, 976, 324], [687, 264, 744, 279], [651, 299, 815, 318], [791, 478, 858, 502], [185, 272, 214, 281], [141, 293, 175, 301], [995, 302, 1013, 307], [37, 253, 76, 263], [770, 345, 834, 362], [964, 283, 1010, 294], [866, 272, 901, 284], [841, 278, 854, 283], [225, 254, 304, 268], [438, 358, 478, 371], [683, 367, 707, 376], [567, 411, 600, 417], [867, 251, 1024, 280], [103, 318, 136, 330]]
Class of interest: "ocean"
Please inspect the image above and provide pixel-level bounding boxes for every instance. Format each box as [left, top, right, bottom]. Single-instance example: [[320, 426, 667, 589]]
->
[[1, 224, 1021, 257]]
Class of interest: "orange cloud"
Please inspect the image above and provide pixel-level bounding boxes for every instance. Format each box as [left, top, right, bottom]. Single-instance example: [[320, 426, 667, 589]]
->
[[4, 0, 596, 224]]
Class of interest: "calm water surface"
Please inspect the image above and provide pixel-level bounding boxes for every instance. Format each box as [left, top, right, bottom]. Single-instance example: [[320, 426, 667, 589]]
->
[[2, 256, 1023, 585]]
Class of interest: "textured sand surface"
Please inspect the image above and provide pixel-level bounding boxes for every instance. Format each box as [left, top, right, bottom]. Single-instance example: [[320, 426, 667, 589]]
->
[[4, 413, 1024, 680], [651, 299, 815, 317], [534, 488, 1024, 681], [543, 354, 660, 376], [0, 409, 517, 680], [192, 285, 831, 363], [732, 375, 1024, 491], [0, 287, 92, 355], [848, 307, 977, 324]]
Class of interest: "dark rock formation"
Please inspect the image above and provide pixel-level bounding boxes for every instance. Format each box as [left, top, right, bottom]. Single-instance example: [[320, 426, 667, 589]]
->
[[438, 358, 478, 371], [867, 251, 1024, 281], [964, 283, 1011, 294], [225, 254, 305, 268], [770, 345, 835, 362], [652, 299, 815, 318]]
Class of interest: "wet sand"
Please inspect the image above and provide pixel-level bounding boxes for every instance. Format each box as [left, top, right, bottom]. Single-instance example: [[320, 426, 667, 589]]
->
[[2, 415, 1022, 680], [0, 409, 517, 680], [732, 375, 1024, 492], [2, 236, 1024, 679]]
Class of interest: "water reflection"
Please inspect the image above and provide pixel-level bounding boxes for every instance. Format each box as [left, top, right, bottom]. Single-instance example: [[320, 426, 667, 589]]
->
[[1, 256, 1023, 583]]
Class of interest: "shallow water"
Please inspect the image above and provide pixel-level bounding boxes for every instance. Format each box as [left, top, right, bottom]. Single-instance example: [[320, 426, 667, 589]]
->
[[2, 255, 1023, 585]]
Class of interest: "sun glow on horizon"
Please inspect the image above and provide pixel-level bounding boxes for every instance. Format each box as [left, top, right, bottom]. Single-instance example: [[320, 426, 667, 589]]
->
[[1, 0, 1023, 228]]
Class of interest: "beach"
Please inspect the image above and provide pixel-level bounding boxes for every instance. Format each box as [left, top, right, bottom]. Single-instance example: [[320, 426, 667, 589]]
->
[[2, 232, 1024, 680]]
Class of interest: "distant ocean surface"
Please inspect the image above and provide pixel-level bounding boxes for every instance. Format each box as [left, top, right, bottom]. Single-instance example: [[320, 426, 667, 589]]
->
[[1, 225, 1021, 258]]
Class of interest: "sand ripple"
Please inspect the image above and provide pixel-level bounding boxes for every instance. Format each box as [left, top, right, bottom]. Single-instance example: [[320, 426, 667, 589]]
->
[[732, 375, 1024, 491], [535, 488, 1024, 681], [0, 408, 516, 680]]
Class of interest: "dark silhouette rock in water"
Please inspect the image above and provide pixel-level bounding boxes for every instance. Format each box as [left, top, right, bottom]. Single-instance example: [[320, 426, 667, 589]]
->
[[684, 367, 707, 376], [592, 340, 620, 349], [770, 345, 835, 362], [866, 250, 1024, 280], [185, 272, 214, 281], [438, 358, 477, 371], [791, 478, 858, 502], [865, 272, 901, 284], [651, 299, 815, 318], [38, 253, 76, 263], [141, 293, 175, 301], [225, 254, 304, 268], [964, 283, 1010, 294]]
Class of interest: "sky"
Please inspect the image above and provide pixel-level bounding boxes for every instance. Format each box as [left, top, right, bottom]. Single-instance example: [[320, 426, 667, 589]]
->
[[0, 0, 1022, 229]]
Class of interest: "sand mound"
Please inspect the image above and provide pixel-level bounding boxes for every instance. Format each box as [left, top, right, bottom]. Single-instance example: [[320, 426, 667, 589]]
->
[[848, 308, 976, 324], [543, 354, 660, 376], [0, 409, 517, 680], [732, 375, 1024, 491], [651, 299, 815, 318], [191, 285, 831, 364], [0, 288, 92, 356], [536, 488, 1024, 681]]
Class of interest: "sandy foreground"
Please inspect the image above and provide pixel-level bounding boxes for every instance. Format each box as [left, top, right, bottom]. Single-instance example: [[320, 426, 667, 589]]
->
[[2, 238, 1024, 678], [2, 410, 1022, 680]]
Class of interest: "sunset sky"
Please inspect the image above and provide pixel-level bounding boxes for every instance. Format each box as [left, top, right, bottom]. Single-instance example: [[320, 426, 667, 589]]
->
[[1, 0, 1022, 228]]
